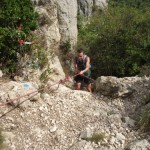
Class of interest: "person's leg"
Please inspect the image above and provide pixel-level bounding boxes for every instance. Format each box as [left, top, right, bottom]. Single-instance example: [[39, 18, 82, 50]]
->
[[74, 75, 82, 90], [87, 83, 92, 92], [83, 77, 92, 92], [76, 82, 81, 90]]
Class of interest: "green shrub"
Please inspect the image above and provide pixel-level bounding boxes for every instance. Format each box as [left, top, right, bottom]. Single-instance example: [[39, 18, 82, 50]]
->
[[109, 0, 150, 9], [139, 66, 150, 76], [60, 40, 71, 54], [142, 94, 150, 105], [139, 109, 150, 132], [40, 67, 53, 83], [82, 133, 105, 144], [78, 5, 150, 78], [138, 94, 150, 132], [0, 0, 38, 74]]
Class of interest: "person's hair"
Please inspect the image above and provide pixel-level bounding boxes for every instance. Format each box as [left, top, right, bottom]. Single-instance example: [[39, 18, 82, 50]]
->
[[77, 48, 84, 53]]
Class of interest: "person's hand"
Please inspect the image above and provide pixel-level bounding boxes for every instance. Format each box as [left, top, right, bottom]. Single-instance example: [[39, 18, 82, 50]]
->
[[79, 71, 84, 75]]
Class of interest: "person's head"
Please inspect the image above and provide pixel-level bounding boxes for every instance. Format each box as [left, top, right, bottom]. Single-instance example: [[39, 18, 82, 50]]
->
[[77, 48, 84, 60]]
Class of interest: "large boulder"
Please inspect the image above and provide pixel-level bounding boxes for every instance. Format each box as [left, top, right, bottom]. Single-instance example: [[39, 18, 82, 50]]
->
[[0, 81, 41, 108], [95, 76, 135, 97]]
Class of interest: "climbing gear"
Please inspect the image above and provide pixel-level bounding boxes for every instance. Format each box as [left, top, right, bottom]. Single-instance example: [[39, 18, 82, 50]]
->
[[82, 74, 94, 83], [18, 39, 35, 45]]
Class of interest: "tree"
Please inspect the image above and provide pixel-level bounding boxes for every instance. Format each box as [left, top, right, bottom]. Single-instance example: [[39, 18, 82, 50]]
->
[[0, 0, 38, 73], [109, 0, 150, 9], [78, 5, 150, 78]]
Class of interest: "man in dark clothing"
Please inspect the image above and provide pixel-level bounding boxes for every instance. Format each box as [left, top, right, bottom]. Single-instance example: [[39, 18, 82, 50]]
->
[[74, 48, 92, 92]]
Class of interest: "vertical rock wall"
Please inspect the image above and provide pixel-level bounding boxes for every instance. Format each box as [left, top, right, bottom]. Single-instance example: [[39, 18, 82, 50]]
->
[[33, 0, 107, 50], [33, 0, 78, 50], [31, 0, 107, 82], [77, 0, 107, 17]]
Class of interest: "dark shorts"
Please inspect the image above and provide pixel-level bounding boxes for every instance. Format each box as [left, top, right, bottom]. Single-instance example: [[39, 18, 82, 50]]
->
[[74, 73, 91, 85]]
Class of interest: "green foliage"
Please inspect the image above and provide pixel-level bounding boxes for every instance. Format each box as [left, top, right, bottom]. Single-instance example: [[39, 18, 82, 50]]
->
[[32, 48, 49, 69], [109, 0, 150, 9], [0, 0, 38, 73], [142, 94, 150, 105], [78, 5, 150, 78], [40, 67, 53, 83], [82, 133, 105, 144], [139, 66, 150, 76], [60, 40, 71, 54], [139, 108, 150, 132], [77, 14, 89, 30], [138, 94, 150, 132]]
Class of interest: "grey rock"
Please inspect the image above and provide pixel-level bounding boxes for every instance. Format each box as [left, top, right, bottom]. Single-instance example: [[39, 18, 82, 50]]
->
[[108, 114, 122, 125], [80, 128, 93, 139], [128, 139, 150, 150], [95, 76, 135, 97], [2, 131, 15, 141], [123, 117, 135, 127]]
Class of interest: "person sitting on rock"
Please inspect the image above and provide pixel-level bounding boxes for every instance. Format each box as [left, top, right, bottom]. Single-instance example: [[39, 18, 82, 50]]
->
[[74, 48, 92, 92]]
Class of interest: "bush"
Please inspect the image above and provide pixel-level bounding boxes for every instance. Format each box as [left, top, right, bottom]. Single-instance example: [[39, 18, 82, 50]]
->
[[82, 133, 105, 144], [0, 0, 38, 74], [109, 0, 150, 9], [78, 5, 150, 78], [142, 94, 150, 105], [40, 67, 53, 83], [60, 40, 71, 54], [139, 109, 150, 132], [138, 95, 150, 132]]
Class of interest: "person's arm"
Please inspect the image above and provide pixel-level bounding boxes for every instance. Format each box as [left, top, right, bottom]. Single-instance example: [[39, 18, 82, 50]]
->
[[79, 57, 90, 75]]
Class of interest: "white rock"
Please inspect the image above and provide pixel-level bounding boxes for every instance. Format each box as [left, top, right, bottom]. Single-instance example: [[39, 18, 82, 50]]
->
[[80, 128, 93, 139], [49, 125, 57, 132], [2, 131, 15, 140], [0, 70, 3, 77], [124, 117, 135, 127], [128, 139, 150, 150]]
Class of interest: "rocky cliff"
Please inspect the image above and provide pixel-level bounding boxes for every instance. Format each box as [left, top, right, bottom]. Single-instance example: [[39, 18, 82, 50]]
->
[[19, 0, 107, 84], [0, 1, 150, 150], [33, 0, 107, 50], [0, 76, 150, 149]]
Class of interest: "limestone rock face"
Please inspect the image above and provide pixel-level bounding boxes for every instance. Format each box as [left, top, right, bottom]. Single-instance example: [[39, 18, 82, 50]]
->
[[57, 0, 78, 47], [30, 0, 107, 83], [33, 0, 107, 49], [48, 56, 66, 82], [77, 0, 107, 16], [128, 139, 150, 150], [33, 0, 78, 49], [31, 0, 78, 82], [33, 0, 60, 50]]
